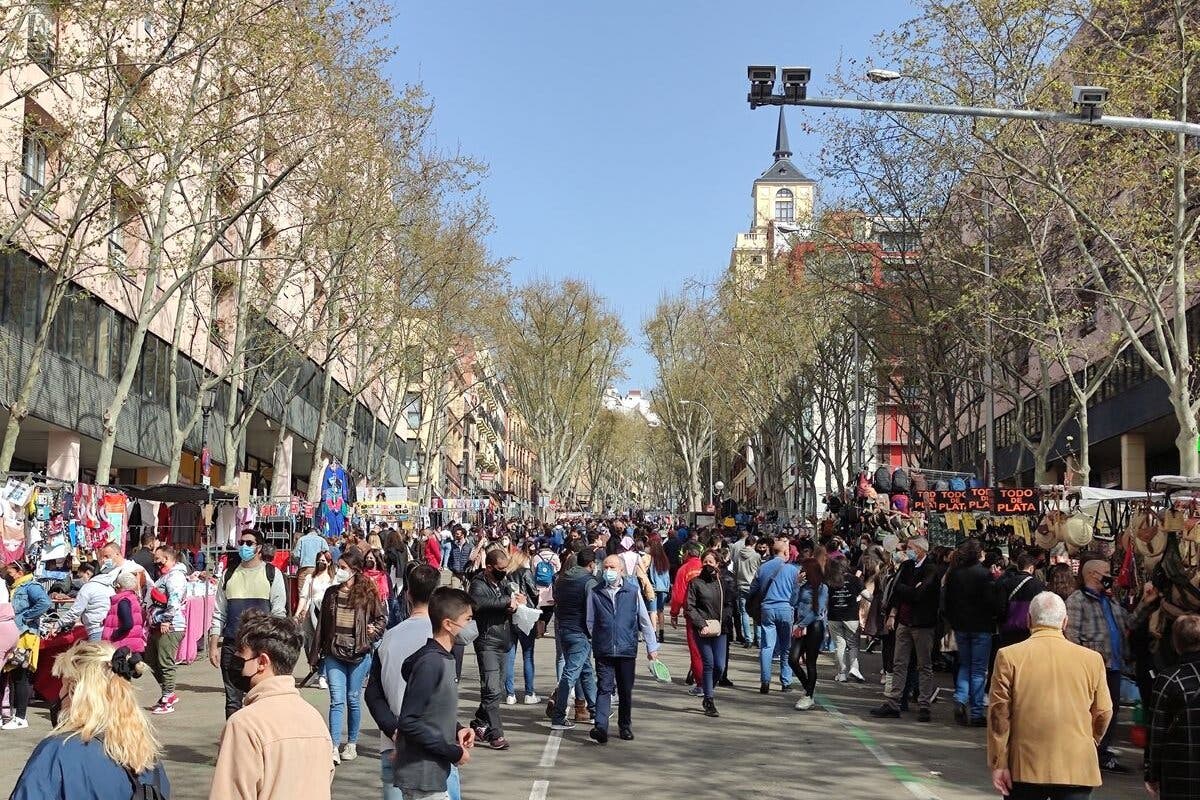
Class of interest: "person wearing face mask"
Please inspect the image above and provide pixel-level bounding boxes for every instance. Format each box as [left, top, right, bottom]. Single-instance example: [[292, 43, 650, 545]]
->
[[685, 551, 728, 717], [209, 529, 288, 718], [55, 553, 117, 642], [312, 549, 388, 765], [391, 587, 477, 799], [584, 555, 660, 743], [146, 546, 188, 715], [209, 610, 334, 800], [467, 548, 524, 750], [872, 535, 941, 722], [1065, 559, 1130, 773]]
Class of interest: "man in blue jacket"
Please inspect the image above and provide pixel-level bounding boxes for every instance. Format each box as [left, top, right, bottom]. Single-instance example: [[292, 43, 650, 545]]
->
[[747, 537, 800, 694], [585, 555, 660, 744]]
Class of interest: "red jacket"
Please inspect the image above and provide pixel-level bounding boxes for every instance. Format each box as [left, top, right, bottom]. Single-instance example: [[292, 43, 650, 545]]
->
[[424, 536, 442, 569], [669, 556, 702, 619]]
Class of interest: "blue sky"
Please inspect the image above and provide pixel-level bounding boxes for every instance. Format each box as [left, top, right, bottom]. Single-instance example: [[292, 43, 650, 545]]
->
[[387, 2, 917, 389]]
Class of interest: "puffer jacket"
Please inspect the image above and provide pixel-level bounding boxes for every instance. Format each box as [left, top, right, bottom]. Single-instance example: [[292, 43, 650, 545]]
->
[[684, 569, 725, 631]]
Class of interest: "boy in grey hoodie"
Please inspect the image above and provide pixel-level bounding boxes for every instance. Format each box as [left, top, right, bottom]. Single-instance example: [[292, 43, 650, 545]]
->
[[394, 587, 477, 799]]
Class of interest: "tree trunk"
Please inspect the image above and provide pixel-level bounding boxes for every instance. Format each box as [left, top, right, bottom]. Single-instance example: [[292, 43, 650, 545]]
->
[[1172, 381, 1199, 476]]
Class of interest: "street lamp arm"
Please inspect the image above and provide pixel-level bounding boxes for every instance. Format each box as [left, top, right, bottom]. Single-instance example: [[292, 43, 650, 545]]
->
[[754, 95, 1200, 138]]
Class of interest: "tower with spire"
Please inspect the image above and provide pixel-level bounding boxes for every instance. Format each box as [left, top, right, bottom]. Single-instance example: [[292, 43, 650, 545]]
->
[[729, 108, 816, 273]]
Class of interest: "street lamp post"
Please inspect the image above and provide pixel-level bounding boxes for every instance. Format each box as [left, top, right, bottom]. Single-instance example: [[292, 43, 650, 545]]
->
[[200, 386, 218, 541], [750, 66, 1200, 486], [679, 399, 714, 513]]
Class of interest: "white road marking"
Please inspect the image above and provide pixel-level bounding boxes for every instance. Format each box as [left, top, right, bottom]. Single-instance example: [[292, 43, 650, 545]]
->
[[538, 730, 562, 768], [528, 779, 549, 800]]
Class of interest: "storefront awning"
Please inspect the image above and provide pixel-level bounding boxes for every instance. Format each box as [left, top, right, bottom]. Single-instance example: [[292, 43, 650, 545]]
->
[[115, 483, 236, 503]]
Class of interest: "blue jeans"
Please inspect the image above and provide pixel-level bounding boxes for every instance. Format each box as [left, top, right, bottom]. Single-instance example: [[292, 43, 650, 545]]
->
[[696, 633, 728, 699], [552, 630, 596, 723], [757, 604, 794, 687], [327, 653, 372, 744], [737, 588, 754, 643], [381, 753, 460, 800], [654, 590, 669, 614], [505, 628, 536, 696], [953, 631, 991, 720]]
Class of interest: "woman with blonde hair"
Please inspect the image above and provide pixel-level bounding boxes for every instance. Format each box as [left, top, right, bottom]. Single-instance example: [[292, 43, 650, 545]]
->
[[9, 640, 170, 798]]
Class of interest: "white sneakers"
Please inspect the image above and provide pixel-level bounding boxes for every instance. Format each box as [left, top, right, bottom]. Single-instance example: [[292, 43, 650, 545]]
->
[[523, 694, 541, 705], [331, 745, 341, 766], [834, 674, 848, 683], [1, 717, 29, 730], [794, 695, 815, 711], [318, 676, 328, 690], [505, 694, 517, 705], [340, 743, 357, 762]]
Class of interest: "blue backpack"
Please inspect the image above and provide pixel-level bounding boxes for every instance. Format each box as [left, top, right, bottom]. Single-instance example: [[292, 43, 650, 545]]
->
[[534, 559, 555, 587]]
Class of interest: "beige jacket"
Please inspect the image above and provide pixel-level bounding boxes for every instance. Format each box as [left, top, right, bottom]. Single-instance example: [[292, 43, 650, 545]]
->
[[987, 626, 1112, 787], [208, 675, 333, 800]]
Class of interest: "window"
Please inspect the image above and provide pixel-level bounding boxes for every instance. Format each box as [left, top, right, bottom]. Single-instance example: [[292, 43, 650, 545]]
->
[[27, 4, 56, 74], [774, 188, 794, 222], [20, 129, 47, 197], [750, 254, 764, 265]]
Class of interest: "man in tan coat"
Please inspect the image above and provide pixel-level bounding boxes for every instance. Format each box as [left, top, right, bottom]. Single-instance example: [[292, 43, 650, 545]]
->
[[209, 610, 334, 800], [988, 591, 1112, 800]]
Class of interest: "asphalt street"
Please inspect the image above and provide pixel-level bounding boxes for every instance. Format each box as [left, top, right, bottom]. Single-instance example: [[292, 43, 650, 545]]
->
[[0, 630, 1147, 800]]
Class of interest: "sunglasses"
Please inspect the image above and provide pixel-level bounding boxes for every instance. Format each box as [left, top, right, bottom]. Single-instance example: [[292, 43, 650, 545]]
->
[[239, 540, 257, 546]]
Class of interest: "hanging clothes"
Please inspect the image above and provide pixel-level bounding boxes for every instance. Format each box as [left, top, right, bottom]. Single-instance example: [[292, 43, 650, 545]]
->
[[168, 502, 201, 547], [157, 503, 172, 543], [215, 505, 238, 546], [319, 462, 349, 536]]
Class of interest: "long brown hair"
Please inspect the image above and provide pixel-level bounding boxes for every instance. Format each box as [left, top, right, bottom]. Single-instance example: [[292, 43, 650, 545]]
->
[[339, 549, 383, 611], [802, 558, 824, 615], [647, 535, 669, 574]]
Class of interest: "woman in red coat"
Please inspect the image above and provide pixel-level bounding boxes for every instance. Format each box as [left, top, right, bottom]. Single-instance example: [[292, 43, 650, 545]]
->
[[423, 529, 443, 570]]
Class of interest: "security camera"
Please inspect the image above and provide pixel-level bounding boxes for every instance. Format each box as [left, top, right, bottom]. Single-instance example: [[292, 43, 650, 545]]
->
[[1072, 85, 1109, 121], [780, 67, 811, 100], [747, 65, 777, 107]]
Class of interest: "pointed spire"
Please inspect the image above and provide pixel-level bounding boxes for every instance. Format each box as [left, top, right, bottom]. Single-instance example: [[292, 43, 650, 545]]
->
[[773, 107, 792, 160]]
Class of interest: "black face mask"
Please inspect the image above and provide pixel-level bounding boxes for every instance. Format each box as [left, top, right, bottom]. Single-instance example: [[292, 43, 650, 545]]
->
[[702, 565, 718, 580], [1100, 575, 1114, 591], [228, 655, 253, 694]]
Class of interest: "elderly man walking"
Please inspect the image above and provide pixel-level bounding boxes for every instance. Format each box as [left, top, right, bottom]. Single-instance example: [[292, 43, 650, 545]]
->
[[988, 591, 1112, 800], [1065, 559, 1130, 773], [585, 555, 660, 744]]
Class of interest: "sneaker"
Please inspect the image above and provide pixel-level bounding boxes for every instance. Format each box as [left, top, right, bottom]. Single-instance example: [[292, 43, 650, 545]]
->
[[523, 694, 541, 705], [618, 728, 634, 741], [340, 743, 358, 762], [917, 708, 932, 722], [505, 694, 517, 706], [759, 682, 770, 695], [969, 717, 988, 728], [795, 695, 816, 711], [703, 698, 720, 718], [0, 717, 28, 730], [781, 684, 794, 694], [717, 677, 735, 688], [331, 745, 341, 766], [550, 719, 576, 731], [150, 702, 175, 715], [161, 692, 180, 707], [688, 686, 704, 697], [954, 701, 968, 725], [488, 737, 510, 750], [471, 724, 489, 742], [870, 704, 900, 718], [589, 727, 608, 745], [318, 676, 328, 690], [834, 674, 847, 683], [1099, 756, 1129, 773]]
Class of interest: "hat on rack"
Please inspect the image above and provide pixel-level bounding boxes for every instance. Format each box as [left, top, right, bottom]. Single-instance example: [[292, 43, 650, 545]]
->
[[1064, 515, 1094, 550]]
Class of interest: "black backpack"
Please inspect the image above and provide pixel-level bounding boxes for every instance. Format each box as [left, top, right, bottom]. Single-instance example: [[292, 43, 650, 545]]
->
[[872, 466, 892, 495], [222, 560, 278, 590], [891, 468, 912, 495]]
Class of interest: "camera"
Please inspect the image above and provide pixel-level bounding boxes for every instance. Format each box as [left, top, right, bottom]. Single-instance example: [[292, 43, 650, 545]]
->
[[780, 67, 811, 101], [1072, 85, 1109, 121], [747, 65, 776, 107]]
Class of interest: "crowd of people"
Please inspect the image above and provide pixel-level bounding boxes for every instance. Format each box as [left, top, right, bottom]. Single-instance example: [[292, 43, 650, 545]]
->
[[3, 512, 1200, 800]]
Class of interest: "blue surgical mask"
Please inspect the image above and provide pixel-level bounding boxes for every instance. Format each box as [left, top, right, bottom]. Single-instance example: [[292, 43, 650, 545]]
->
[[603, 568, 620, 586], [99, 559, 114, 574], [239, 544, 256, 562], [907, 550, 918, 561]]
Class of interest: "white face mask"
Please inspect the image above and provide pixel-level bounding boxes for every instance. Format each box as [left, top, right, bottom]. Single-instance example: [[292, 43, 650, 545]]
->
[[334, 568, 351, 584]]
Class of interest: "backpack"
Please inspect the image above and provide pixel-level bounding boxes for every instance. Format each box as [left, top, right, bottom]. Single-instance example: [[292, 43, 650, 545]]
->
[[948, 476, 967, 492], [125, 766, 167, 800], [933, 479, 950, 491], [890, 468, 911, 495], [911, 471, 928, 493], [872, 466, 892, 495], [534, 558, 555, 587]]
